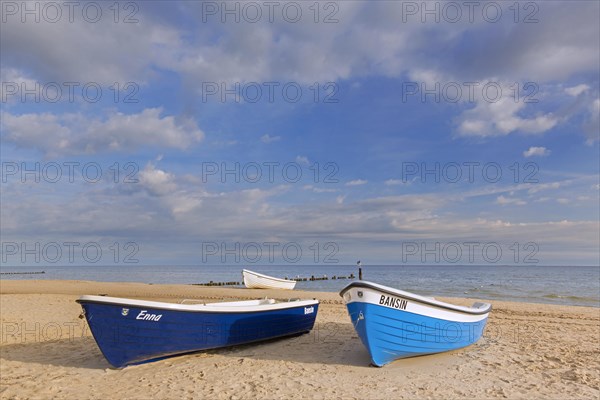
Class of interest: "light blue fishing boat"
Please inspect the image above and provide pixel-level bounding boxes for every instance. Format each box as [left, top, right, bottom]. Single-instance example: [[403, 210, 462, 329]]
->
[[340, 281, 491, 366]]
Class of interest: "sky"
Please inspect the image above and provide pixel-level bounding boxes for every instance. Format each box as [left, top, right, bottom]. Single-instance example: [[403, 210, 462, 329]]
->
[[1, 1, 599, 267]]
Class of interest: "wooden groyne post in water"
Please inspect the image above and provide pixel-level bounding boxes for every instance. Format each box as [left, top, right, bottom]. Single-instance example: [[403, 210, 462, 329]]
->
[[0, 271, 46, 275], [190, 272, 356, 287], [192, 281, 241, 287]]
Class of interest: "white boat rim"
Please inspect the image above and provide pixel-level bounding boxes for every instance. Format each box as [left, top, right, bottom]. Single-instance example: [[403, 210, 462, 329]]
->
[[243, 269, 296, 283], [78, 295, 318, 313], [340, 281, 491, 315]]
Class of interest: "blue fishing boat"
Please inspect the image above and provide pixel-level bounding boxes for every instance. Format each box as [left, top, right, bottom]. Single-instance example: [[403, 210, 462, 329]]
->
[[77, 295, 319, 368], [340, 281, 491, 367]]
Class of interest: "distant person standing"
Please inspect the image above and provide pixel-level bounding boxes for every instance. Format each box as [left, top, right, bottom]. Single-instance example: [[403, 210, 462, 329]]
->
[[357, 260, 362, 280]]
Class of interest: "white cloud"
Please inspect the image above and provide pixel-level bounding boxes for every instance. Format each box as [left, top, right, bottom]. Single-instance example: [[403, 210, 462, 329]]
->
[[457, 94, 559, 137], [296, 156, 309, 165], [565, 84, 590, 97], [1, 108, 204, 156], [260, 134, 280, 143], [405, 70, 590, 142], [302, 185, 338, 193], [138, 163, 177, 197], [1, 3, 597, 147], [401, 72, 568, 139], [496, 195, 526, 206], [458, 119, 487, 134], [0, 68, 38, 103], [523, 146, 551, 158], [557, 198, 570, 205], [528, 182, 561, 194], [2, 2, 597, 92], [384, 179, 408, 186], [2, 168, 599, 264], [1, 11, 180, 84], [454, 3, 599, 82], [346, 179, 368, 186]]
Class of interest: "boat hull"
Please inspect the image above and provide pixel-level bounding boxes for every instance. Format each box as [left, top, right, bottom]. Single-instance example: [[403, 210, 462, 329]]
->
[[78, 297, 318, 368], [340, 282, 490, 366], [243, 269, 297, 290]]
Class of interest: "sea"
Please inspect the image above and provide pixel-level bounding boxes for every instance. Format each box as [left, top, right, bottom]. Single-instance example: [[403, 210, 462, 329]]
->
[[1, 264, 598, 308]]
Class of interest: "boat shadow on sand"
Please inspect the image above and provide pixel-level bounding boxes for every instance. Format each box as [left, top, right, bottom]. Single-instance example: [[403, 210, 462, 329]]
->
[[203, 321, 372, 367], [0, 322, 371, 369], [217, 323, 475, 369], [0, 322, 476, 370], [0, 336, 112, 369]]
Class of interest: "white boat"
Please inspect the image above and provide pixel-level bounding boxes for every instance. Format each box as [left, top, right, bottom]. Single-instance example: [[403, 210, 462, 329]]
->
[[242, 269, 297, 290]]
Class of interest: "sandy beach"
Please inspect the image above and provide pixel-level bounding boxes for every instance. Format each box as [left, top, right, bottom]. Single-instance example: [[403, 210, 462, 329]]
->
[[0, 280, 598, 399]]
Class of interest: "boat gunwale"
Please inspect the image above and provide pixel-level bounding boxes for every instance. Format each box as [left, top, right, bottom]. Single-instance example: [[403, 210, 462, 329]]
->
[[339, 281, 492, 316], [77, 295, 318, 314]]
